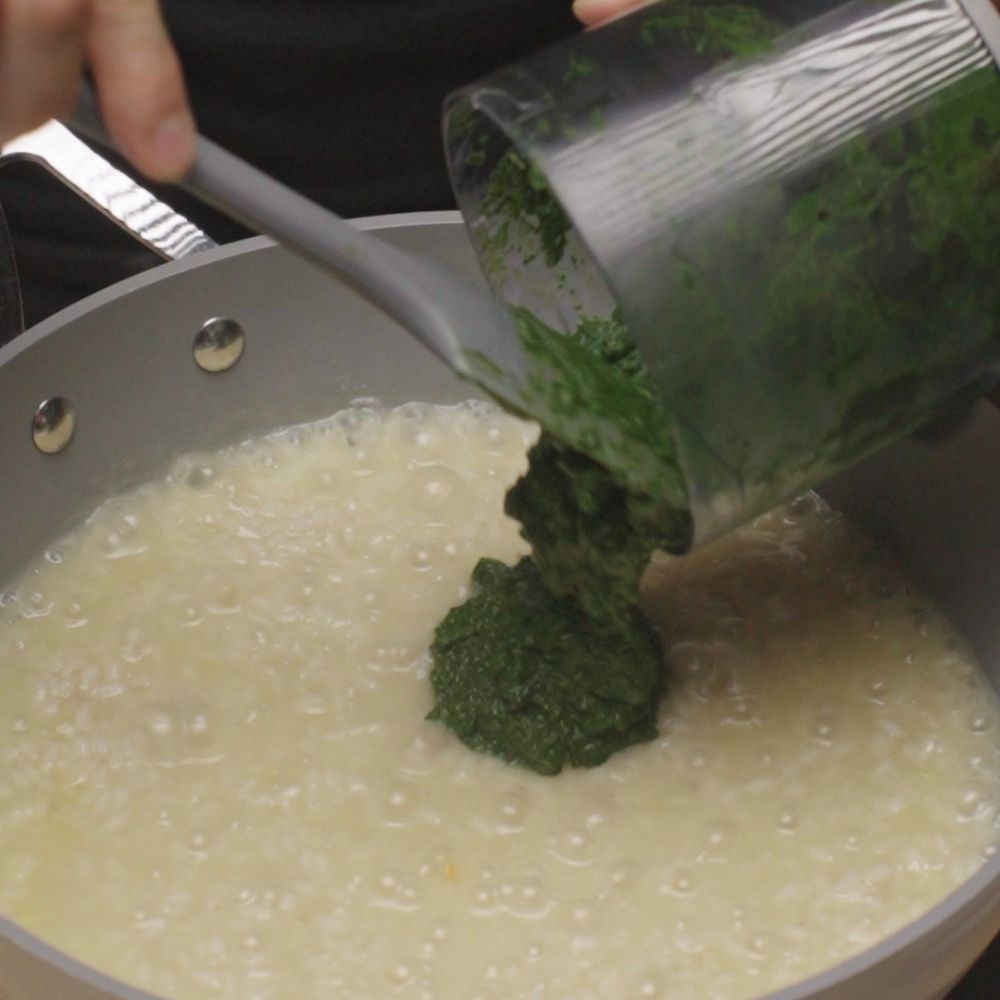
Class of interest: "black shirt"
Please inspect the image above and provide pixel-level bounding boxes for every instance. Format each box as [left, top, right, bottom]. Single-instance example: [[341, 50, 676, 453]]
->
[[163, 0, 578, 215]]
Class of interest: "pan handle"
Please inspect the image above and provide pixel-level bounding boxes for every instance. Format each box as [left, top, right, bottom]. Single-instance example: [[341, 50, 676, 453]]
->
[[1, 121, 216, 261], [0, 121, 216, 346]]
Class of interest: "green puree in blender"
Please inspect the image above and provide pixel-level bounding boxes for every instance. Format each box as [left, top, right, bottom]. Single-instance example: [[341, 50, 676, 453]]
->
[[430, 0, 1000, 774]]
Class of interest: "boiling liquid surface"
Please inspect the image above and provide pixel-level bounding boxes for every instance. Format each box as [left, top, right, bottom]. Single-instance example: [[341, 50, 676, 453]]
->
[[0, 402, 997, 1000]]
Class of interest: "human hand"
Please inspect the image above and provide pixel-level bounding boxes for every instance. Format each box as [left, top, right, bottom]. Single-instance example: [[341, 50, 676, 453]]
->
[[572, 0, 655, 28], [0, 0, 195, 180]]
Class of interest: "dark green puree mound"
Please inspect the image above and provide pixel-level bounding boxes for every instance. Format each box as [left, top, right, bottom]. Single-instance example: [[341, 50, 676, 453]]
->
[[429, 316, 679, 775]]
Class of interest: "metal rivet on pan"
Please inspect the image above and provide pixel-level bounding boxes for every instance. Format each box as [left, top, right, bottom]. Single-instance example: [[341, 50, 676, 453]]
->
[[32, 396, 76, 454], [193, 317, 245, 373]]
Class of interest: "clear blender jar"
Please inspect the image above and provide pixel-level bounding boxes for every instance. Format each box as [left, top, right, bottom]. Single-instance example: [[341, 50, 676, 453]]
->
[[445, 0, 1000, 549]]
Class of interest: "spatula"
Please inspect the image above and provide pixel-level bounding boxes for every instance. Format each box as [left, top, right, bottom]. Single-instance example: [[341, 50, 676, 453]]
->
[[67, 87, 678, 520]]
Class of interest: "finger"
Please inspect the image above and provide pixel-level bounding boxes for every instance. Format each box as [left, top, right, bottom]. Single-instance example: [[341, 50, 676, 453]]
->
[[572, 0, 653, 28], [0, 0, 89, 141], [87, 0, 195, 180]]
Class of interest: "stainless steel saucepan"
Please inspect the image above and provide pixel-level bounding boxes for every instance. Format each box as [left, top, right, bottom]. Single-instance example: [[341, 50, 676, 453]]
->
[[0, 154, 996, 997]]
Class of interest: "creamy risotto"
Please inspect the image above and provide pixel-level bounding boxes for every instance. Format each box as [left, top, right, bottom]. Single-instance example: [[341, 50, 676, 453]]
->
[[0, 401, 997, 1000]]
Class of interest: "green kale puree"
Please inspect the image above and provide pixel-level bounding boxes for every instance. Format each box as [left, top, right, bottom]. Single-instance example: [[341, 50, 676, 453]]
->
[[429, 1, 783, 775], [429, 314, 680, 775], [431, 0, 1000, 774]]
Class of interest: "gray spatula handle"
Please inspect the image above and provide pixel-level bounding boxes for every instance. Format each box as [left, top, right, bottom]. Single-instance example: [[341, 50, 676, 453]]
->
[[69, 85, 470, 367]]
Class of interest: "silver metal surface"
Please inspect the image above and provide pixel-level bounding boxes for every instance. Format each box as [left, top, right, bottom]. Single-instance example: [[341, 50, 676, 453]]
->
[[0, 217, 996, 1000], [31, 396, 75, 454], [1, 122, 215, 261], [193, 317, 246, 373]]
